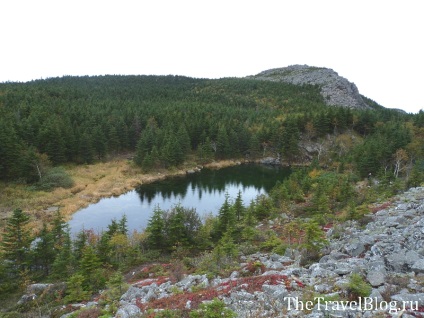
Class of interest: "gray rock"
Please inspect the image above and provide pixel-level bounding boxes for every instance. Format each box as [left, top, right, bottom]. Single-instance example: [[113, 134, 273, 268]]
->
[[115, 304, 141, 318], [369, 288, 384, 302], [262, 284, 288, 301], [314, 284, 332, 293], [17, 294, 36, 305], [406, 250, 422, 266], [120, 286, 145, 302], [411, 259, 424, 273], [259, 157, 280, 165], [366, 271, 386, 287], [343, 240, 365, 257], [391, 292, 424, 306], [249, 65, 371, 109]]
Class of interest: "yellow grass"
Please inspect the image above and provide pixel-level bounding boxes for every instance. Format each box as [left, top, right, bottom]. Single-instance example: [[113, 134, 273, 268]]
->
[[0, 158, 243, 230]]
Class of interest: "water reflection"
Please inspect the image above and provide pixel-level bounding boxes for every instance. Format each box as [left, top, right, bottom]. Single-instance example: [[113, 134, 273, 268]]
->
[[68, 164, 291, 235]]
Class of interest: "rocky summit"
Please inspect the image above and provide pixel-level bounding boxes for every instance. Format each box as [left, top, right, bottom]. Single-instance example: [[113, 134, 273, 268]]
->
[[249, 65, 370, 109]]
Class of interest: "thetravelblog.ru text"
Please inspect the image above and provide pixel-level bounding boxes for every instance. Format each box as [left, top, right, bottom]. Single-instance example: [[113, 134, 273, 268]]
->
[[284, 297, 419, 314]]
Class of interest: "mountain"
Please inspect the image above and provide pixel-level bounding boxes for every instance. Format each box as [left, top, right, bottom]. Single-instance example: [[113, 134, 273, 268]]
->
[[248, 64, 370, 110]]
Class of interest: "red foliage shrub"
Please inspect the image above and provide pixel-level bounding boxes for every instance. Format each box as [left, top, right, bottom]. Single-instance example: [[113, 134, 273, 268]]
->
[[136, 274, 303, 312], [370, 202, 392, 214]]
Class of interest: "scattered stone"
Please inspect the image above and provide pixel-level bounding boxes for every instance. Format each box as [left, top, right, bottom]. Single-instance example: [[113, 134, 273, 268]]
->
[[366, 270, 386, 287], [115, 304, 141, 318]]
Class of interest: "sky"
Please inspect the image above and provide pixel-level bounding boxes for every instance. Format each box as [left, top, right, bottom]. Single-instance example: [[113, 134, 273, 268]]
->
[[1, 0, 423, 113]]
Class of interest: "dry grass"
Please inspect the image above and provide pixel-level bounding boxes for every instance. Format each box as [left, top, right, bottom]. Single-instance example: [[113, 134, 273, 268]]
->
[[0, 158, 242, 230]]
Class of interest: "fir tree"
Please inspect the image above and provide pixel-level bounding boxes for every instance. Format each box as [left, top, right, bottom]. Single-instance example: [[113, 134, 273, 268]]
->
[[146, 206, 165, 250], [217, 193, 236, 239], [32, 222, 55, 276], [1, 209, 31, 274], [51, 228, 74, 279]]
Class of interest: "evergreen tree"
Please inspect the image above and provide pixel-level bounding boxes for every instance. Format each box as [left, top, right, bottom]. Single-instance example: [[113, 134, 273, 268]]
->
[[64, 273, 91, 304], [249, 133, 261, 159], [233, 190, 245, 221], [177, 124, 191, 154], [32, 222, 55, 276], [281, 118, 300, 164], [0, 209, 31, 274], [51, 228, 74, 279], [79, 132, 94, 164], [92, 126, 107, 160], [216, 193, 236, 239], [79, 245, 104, 290], [216, 125, 231, 159], [108, 126, 120, 154], [146, 206, 166, 250]]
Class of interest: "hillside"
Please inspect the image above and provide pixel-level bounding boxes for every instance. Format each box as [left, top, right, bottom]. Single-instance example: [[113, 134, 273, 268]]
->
[[1, 68, 424, 317], [248, 65, 371, 109], [0, 72, 408, 184]]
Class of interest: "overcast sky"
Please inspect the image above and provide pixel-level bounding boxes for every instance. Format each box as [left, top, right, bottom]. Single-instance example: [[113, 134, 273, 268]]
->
[[1, 0, 422, 113]]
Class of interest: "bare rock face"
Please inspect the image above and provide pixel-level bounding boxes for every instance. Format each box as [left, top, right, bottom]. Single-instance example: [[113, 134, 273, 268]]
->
[[249, 65, 370, 109]]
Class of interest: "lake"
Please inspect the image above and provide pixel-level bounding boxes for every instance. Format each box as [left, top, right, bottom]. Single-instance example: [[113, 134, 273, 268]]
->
[[68, 164, 291, 234]]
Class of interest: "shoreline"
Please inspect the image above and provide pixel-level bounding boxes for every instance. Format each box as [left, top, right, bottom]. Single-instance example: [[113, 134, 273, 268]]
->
[[0, 158, 245, 231]]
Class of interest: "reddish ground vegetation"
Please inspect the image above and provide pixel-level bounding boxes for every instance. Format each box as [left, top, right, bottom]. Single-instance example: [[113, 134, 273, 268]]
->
[[370, 201, 392, 214], [136, 274, 303, 312]]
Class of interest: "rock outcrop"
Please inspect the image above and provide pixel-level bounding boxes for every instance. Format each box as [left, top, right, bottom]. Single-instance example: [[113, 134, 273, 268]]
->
[[114, 187, 424, 317], [21, 187, 424, 317], [248, 65, 370, 110]]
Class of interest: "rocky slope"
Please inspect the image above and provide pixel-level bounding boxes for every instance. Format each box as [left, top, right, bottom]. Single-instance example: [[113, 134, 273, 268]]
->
[[248, 65, 370, 110], [19, 187, 424, 317], [114, 187, 424, 317]]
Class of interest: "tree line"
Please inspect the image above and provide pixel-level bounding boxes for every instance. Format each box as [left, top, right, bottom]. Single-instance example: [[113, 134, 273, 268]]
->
[[0, 75, 415, 185]]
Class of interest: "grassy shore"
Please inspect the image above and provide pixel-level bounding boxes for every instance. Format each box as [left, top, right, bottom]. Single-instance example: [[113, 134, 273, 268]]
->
[[0, 158, 241, 232]]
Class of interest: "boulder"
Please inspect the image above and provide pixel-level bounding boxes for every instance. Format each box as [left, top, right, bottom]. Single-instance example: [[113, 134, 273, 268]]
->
[[115, 304, 142, 318], [366, 270, 386, 287]]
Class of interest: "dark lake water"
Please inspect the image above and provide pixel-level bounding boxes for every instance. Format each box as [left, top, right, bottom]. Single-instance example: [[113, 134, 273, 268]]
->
[[68, 164, 291, 235]]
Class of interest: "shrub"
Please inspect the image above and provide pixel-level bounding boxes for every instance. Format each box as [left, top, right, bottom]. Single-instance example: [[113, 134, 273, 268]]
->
[[37, 166, 74, 191], [189, 298, 236, 318], [345, 273, 371, 300]]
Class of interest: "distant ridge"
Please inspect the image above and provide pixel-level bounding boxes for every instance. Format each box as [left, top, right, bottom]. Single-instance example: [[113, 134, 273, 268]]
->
[[248, 65, 370, 109]]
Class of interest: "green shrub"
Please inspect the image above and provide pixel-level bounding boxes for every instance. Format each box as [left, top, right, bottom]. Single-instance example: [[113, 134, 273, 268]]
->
[[345, 273, 371, 300], [37, 167, 74, 191], [189, 298, 236, 318]]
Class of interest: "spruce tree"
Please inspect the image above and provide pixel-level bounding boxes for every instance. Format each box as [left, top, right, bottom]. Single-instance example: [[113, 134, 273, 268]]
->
[[51, 228, 74, 279], [1, 209, 31, 274], [217, 193, 236, 239], [32, 222, 55, 276], [216, 125, 231, 159], [233, 190, 245, 221], [146, 206, 165, 250]]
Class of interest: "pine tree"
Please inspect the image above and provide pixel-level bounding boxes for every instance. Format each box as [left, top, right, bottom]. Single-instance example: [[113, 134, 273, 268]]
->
[[177, 124, 191, 154], [1, 209, 31, 274], [281, 118, 300, 164], [79, 132, 94, 164], [64, 273, 91, 304], [146, 206, 165, 250], [92, 126, 107, 160], [216, 125, 231, 159], [108, 126, 120, 155], [0, 119, 24, 180], [51, 228, 74, 279], [233, 190, 245, 221], [32, 222, 55, 276], [249, 133, 261, 159], [79, 245, 105, 291], [217, 193, 236, 239]]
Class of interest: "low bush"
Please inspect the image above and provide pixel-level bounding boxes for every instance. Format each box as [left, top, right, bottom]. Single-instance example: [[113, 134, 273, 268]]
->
[[37, 167, 74, 191]]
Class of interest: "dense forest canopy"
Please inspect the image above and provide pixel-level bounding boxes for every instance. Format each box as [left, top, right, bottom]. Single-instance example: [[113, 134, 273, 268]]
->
[[0, 74, 415, 183], [2, 74, 424, 316]]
